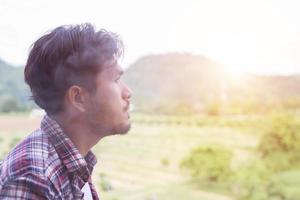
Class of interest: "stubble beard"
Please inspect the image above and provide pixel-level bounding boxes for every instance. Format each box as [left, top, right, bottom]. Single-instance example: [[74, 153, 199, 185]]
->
[[117, 122, 131, 135], [86, 100, 131, 137], [87, 112, 131, 137]]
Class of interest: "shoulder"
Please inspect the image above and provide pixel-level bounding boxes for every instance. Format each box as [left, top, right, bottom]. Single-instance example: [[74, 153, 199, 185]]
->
[[0, 173, 50, 199], [0, 129, 66, 198], [0, 129, 49, 181], [0, 129, 53, 198]]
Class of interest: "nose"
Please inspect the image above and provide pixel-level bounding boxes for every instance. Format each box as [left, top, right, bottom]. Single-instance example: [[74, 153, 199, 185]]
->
[[122, 82, 132, 100]]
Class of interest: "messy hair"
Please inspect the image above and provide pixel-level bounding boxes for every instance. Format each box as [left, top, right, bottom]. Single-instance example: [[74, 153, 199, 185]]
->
[[24, 23, 124, 114]]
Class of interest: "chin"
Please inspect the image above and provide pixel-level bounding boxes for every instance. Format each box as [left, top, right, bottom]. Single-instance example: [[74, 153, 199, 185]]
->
[[115, 121, 131, 135], [120, 123, 131, 134]]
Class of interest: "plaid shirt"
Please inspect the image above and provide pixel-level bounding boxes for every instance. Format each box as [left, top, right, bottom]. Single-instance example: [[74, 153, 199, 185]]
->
[[0, 115, 100, 200]]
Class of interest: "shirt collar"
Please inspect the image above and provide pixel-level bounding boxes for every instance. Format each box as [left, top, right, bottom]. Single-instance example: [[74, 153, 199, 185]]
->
[[41, 115, 97, 175]]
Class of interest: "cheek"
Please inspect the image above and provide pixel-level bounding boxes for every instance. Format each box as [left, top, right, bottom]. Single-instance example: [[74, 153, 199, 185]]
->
[[95, 85, 123, 110]]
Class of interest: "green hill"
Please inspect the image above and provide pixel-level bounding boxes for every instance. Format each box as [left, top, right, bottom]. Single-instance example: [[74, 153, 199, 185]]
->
[[1, 54, 300, 114], [0, 59, 32, 112]]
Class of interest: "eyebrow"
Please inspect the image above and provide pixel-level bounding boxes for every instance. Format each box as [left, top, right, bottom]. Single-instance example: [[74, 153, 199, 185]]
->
[[117, 69, 124, 76], [106, 59, 124, 76], [109, 67, 123, 79]]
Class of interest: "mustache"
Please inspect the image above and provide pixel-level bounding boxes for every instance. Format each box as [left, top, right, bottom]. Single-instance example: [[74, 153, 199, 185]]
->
[[124, 102, 130, 111]]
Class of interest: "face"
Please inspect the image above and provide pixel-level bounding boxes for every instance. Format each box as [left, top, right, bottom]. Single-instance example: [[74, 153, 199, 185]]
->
[[84, 60, 132, 136]]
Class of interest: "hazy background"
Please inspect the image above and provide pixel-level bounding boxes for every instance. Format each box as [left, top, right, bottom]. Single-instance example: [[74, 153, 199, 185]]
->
[[1, 0, 300, 74], [1, 0, 300, 200]]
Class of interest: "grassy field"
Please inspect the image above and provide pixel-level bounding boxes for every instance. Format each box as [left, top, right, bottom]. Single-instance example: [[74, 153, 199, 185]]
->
[[0, 113, 264, 200]]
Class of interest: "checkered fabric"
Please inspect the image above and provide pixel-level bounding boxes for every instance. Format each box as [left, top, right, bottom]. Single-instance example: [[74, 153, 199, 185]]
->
[[0, 115, 99, 200]]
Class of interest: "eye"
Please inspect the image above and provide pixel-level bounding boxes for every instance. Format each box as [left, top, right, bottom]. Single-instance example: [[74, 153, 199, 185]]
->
[[115, 76, 121, 82]]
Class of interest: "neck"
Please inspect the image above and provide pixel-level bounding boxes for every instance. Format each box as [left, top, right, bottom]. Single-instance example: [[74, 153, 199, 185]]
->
[[50, 113, 102, 156]]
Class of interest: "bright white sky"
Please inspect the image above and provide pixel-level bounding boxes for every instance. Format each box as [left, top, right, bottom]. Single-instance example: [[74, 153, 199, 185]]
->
[[0, 0, 299, 74]]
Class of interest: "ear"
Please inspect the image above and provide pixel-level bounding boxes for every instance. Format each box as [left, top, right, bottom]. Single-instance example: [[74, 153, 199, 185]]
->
[[66, 85, 88, 112]]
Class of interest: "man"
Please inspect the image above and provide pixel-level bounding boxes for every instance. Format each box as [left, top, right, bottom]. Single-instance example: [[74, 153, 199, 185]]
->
[[0, 23, 132, 199]]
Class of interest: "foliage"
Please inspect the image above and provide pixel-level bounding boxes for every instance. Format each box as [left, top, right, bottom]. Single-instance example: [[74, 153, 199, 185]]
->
[[233, 113, 300, 200], [100, 179, 113, 191], [180, 144, 233, 183], [99, 173, 113, 191], [258, 113, 300, 172], [231, 161, 271, 200], [234, 169, 300, 200], [178, 113, 300, 200], [266, 170, 300, 200]]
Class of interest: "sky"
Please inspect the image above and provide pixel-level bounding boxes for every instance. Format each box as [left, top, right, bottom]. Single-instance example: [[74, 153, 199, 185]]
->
[[0, 0, 299, 75]]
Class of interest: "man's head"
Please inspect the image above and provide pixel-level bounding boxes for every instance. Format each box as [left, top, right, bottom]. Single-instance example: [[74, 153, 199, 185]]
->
[[25, 23, 132, 135]]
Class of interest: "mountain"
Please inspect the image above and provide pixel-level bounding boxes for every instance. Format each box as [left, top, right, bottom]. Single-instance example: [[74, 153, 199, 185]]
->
[[1, 54, 300, 114], [123, 53, 300, 114], [0, 59, 32, 111], [123, 53, 224, 113]]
